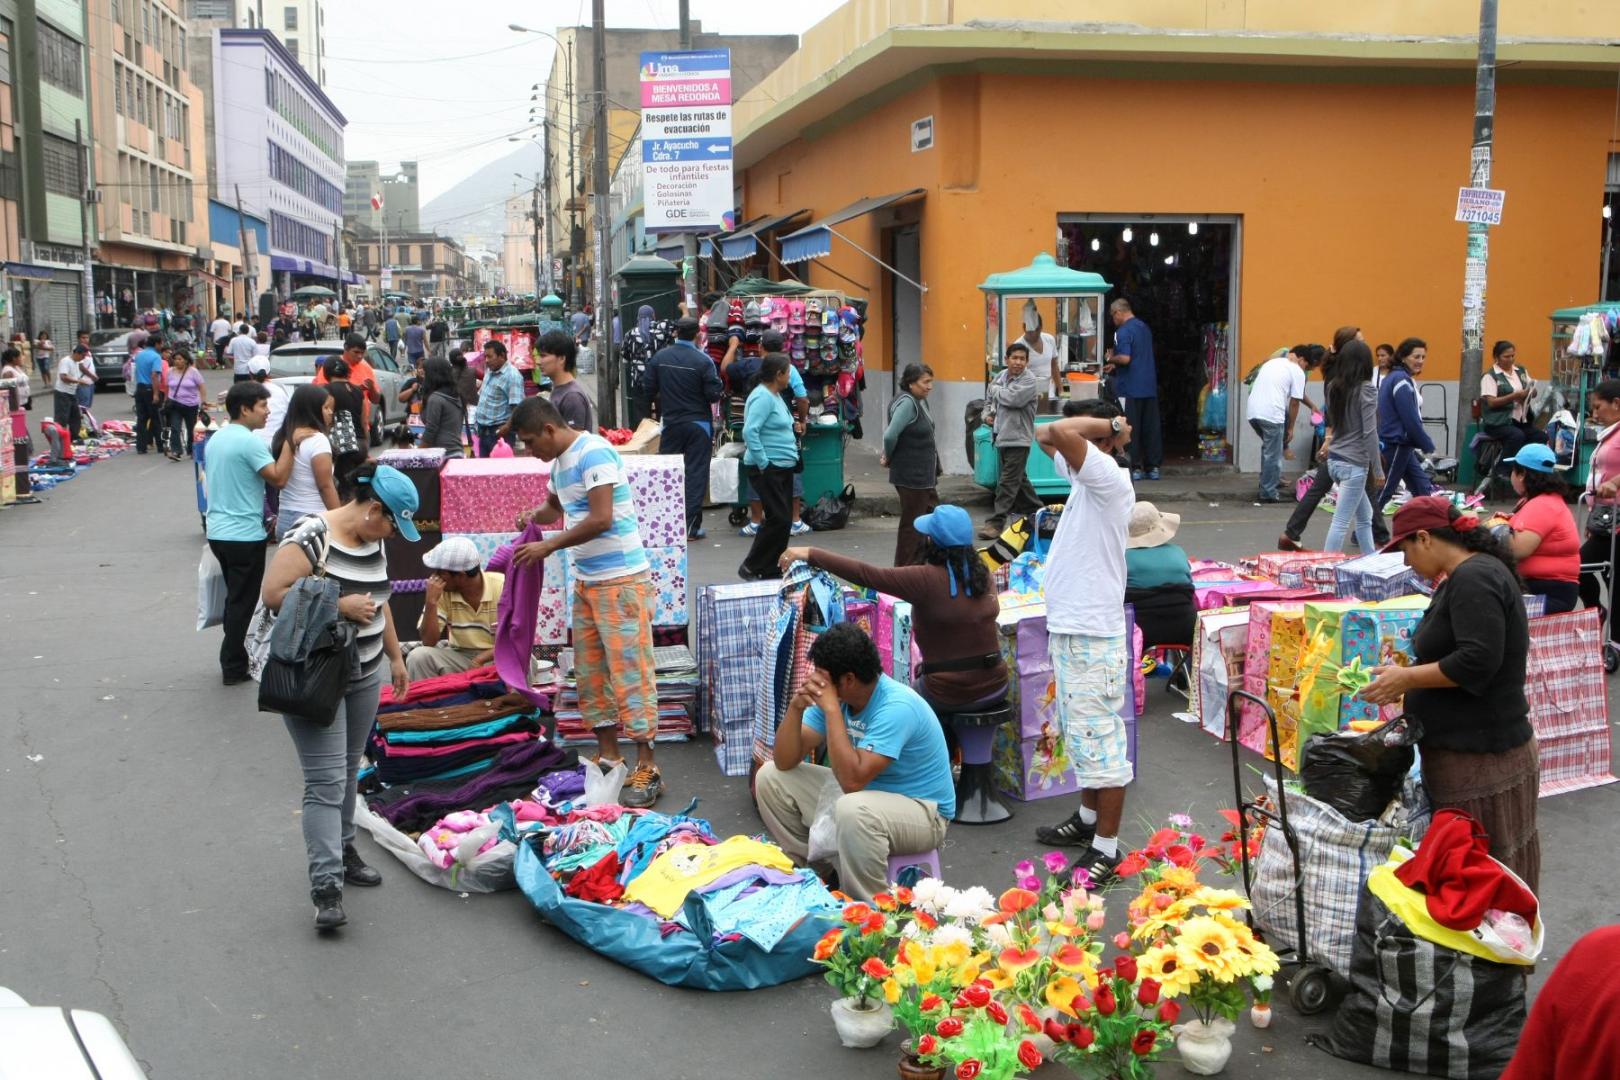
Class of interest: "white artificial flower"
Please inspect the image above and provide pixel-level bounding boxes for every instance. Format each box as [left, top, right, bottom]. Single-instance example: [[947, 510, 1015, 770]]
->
[[946, 885, 996, 923], [911, 877, 944, 913], [1252, 974, 1274, 993], [985, 922, 1013, 949], [932, 924, 975, 949]]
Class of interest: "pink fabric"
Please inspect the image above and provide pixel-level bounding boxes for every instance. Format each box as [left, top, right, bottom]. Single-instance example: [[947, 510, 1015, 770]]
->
[[380, 664, 501, 707], [487, 522, 551, 708]]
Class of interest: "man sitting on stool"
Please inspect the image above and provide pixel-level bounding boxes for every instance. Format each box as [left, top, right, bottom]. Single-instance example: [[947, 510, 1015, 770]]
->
[[408, 536, 504, 679], [755, 623, 955, 900]]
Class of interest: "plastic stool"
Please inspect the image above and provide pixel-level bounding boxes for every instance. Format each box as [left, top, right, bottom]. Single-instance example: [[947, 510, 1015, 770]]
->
[[943, 701, 1015, 825], [887, 848, 941, 888]]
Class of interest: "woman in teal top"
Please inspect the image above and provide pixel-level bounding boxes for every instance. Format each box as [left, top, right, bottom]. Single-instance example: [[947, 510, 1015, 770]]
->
[[1124, 500, 1196, 652], [739, 354, 800, 580]]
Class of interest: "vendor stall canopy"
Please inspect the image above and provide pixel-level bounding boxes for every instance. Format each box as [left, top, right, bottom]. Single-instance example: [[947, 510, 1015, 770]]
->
[[978, 252, 1111, 296], [724, 275, 816, 297]]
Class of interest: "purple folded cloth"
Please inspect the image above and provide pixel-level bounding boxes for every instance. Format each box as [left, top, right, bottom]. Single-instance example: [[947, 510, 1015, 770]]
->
[[374, 738, 576, 833], [697, 864, 806, 893], [536, 765, 586, 803]]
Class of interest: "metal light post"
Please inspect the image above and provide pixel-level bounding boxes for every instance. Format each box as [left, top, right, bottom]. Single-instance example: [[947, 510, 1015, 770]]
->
[[591, 0, 615, 426], [515, 170, 544, 299], [512, 24, 577, 307]]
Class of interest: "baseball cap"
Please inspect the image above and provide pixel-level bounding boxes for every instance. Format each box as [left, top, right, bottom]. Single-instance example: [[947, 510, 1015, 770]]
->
[[422, 536, 482, 573], [1381, 494, 1473, 553], [363, 464, 421, 541], [914, 504, 974, 548], [1503, 443, 1557, 474], [247, 356, 270, 376]]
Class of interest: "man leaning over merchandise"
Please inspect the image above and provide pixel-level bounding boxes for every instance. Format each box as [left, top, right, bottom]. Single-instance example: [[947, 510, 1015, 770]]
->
[[408, 536, 504, 679]]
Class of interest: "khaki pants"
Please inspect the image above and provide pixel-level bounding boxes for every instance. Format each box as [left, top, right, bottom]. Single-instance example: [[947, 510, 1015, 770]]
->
[[754, 761, 948, 901], [405, 642, 483, 680]]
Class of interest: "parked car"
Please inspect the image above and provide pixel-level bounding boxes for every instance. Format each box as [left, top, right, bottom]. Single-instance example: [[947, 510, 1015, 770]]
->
[[0, 986, 147, 1078], [88, 328, 140, 385], [266, 341, 409, 445]]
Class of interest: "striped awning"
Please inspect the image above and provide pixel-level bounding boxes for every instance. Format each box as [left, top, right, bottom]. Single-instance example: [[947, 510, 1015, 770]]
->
[[718, 209, 808, 261], [779, 190, 924, 264]]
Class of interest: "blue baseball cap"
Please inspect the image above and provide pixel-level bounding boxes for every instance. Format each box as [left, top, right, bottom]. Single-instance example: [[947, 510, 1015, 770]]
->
[[364, 464, 421, 541], [914, 504, 974, 549], [1504, 443, 1557, 474]]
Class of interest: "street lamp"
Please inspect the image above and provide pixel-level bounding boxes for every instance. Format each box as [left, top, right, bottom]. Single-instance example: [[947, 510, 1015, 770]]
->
[[512, 23, 578, 307]]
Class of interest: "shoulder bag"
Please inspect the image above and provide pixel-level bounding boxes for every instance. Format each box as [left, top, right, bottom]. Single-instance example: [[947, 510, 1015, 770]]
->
[[256, 523, 354, 725]]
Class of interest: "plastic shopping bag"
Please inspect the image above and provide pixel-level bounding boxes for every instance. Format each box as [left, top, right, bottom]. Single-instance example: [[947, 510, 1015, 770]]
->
[[805, 776, 843, 864], [196, 545, 226, 631], [582, 759, 626, 806], [709, 451, 741, 504]]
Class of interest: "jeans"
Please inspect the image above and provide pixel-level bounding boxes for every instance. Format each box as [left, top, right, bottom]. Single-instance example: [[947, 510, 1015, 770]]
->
[[475, 423, 514, 458], [1249, 419, 1285, 499], [659, 419, 712, 533], [989, 443, 1042, 526], [208, 537, 267, 679], [742, 464, 794, 578], [1123, 396, 1162, 472], [1324, 458, 1375, 554], [1285, 460, 1390, 547], [134, 385, 161, 453], [283, 668, 383, 891], [894, 485, 939, 566], [167, 401, 199, 457]]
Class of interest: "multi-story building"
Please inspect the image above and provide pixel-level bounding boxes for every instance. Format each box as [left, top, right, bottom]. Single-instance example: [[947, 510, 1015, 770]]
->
[[3, 0, 93, 339], [187, 0, 323, 83], [501, 190, 536, 296], [350, 232, 477, 300], [0, 12, 26, 339], [345, 159, 418, 237], [85, 0, 211, 328], [211, 27, 350, 299]]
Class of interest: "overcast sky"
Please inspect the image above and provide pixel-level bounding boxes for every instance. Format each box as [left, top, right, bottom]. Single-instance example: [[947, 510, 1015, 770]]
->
[[324, 0, 847, 204]]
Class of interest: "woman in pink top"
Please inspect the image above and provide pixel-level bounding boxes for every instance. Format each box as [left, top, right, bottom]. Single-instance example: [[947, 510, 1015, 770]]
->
[[163, 346, 206, 461], [1506, 444, 1579, 612], [1578, 379, 1620, 612]]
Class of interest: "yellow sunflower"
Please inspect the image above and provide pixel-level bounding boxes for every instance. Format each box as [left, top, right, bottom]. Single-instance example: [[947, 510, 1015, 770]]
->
[[1213, 915, 1280, 977], [1191, 887, 1250, 913], [1174, 917, 1243, 982], [1137, 943, 1200, 998]]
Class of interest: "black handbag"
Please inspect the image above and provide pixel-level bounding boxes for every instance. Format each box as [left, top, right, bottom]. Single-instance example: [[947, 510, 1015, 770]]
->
[[258, 620, 356, 725], [1587, 503, 1617, 537]]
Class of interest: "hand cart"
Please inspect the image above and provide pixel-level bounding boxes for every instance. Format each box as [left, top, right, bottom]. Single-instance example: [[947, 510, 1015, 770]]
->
[[1578, 492, 1620, 673], [1225, 687, 1335, 1014]]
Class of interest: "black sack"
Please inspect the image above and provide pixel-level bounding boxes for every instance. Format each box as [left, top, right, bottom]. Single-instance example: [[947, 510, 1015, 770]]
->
[[258, 620, 356, 726], [804, 483, 855, 532], [1300, 715, 1420, 822], [1313, 883, 1526, 1079]]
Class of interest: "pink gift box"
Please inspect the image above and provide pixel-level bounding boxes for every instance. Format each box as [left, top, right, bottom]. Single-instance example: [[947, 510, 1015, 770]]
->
[[440, 458, 552, 533]]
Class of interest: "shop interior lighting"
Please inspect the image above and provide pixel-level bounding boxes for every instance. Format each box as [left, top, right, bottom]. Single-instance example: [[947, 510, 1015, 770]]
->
[[1122, 227, 1133, 243], [1164, 255, 1174, 265], [1149, 231, 1160, 246], [1090, 238, 1101, 252], [1188, 222, 1199, 235], [1605, 205, 1613, 220]]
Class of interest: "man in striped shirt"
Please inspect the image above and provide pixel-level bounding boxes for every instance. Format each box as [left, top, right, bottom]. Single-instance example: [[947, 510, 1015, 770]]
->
[[511, 397, 664, 808]]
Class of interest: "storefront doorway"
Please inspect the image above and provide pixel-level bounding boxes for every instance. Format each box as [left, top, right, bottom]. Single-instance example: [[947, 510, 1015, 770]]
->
[[1058, 215, 1240, 466]]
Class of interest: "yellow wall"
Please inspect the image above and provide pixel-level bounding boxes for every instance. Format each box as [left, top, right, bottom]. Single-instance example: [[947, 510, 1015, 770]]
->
[[744, 71, 1613, 385]]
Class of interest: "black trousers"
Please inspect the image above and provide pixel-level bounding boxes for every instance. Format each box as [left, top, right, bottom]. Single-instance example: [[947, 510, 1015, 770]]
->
[[134, 385, 161, 453], [988, 443, 1042, 526], [742, 465, 794, 578], [1579, 530, 1613, 612], [167, 402, 199, 456], [660, 419, 712, 532], [1124, 396, 1162, 472], [208, 538, 267, 679], [52, 390, 80, 439], [1285, 459, 1390, 547]]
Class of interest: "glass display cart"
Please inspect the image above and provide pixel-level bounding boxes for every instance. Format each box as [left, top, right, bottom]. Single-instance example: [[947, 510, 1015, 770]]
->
[[1548, 302, 1620, 489]]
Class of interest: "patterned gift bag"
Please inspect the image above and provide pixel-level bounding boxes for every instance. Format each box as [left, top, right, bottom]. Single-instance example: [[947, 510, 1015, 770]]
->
[[1336, 596, 1428, 728], [1191, 608, 1250, 740], [1525, 609, 1618, 796]]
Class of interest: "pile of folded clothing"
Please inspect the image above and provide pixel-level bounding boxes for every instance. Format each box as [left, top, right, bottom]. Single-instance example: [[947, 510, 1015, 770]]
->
[[550, 645, 699, 746]]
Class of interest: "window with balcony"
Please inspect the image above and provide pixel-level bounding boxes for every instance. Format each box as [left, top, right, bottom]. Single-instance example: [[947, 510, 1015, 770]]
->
[[38, 20, 83, 96]]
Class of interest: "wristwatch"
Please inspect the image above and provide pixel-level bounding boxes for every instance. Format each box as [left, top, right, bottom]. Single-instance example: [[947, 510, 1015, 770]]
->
[[1110, 416, 1125, 434]]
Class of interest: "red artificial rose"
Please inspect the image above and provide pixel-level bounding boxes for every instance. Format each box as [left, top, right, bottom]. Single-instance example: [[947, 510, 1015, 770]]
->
[[962, 983, 991, 1008], [917, 1034, 938, 1055], [1016, 1004, 1042, 1033], [920, 993, 944, 1011], [986, 1001, 1009, 1025], [1114, 954, 1139, 984], [1164, 844, 1196, 868], [1117, 852, 1150, 877], [861, 957, 892, 979], [1132, 1029, 1158, 1056], [863, 912, 887, 934], [937, 1017, 964, 1038], [1147, 827, 1181, 849], [1017, 1040, 1043, 1069], [1157, 1001, 1182, 1025], [1136, 978, 1162, 1006], [956, 1061, 982, 1080], [1044, 1018, 1069, 1043], [1188, 833, 1207, 851], [1067, 1023, 1096, 1049], [842, 903, 873, 924], [1069, 993, 1093, 1015], [916, 911, 938, 931], [1095, 984, 1117, 1016]]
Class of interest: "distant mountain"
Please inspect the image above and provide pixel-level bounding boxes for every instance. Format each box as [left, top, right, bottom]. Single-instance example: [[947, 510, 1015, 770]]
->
[[420, 143, 545, 251]]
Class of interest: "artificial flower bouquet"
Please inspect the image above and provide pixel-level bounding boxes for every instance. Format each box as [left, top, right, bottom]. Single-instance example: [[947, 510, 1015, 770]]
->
[[812, 898, 900, 1007]]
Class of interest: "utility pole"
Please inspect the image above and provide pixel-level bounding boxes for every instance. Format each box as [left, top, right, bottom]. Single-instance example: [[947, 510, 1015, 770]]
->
[[677, 0, 698, 317], [1456, 0, 1498, 458], [530, 173, 542, 302], [234, 183, 253, 319], [592, 0, 616, 426], [76, 120, 94, 331], [542, 119, 554, 296], [333, 219, 344, 313]]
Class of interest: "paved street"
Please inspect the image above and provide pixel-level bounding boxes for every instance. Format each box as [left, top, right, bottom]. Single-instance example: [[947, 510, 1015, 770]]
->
[[4, 393, 1618, 1080]]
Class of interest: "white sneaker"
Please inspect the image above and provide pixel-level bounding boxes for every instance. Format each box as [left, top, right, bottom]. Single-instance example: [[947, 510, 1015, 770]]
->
[[791, 520, 811, 535], [739, 521, 760, 537]]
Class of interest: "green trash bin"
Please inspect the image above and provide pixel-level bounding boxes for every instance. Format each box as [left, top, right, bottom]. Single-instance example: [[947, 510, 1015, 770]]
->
[[801, 418, 846, 506], [972, 425, 999, 488]]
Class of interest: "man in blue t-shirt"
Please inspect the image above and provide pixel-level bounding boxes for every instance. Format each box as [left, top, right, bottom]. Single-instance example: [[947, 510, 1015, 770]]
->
[[205, 381, 299, 684], [132, 339, 167, 454], [1107, 297, 1161, 481], [755, 623, 954, 900]]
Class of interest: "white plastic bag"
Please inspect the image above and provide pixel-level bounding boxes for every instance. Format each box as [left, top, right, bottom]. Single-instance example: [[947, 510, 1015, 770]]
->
[[710, 456, 740, 505], [582, 760, 627, 807], [806, 776, 844, 864], [197, 545, 225, 630]]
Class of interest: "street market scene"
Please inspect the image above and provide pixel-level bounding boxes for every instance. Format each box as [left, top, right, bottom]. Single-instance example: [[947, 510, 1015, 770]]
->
[[3, 1, 1620, 1079]]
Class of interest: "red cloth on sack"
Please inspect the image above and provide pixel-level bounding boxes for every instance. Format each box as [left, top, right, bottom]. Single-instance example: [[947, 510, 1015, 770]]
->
[[1501, 925, 1620, 1080], [1393, 808, 1537, 930], [565, 851, 625, 903]]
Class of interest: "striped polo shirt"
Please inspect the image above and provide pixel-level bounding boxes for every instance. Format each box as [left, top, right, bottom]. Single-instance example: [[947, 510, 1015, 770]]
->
[[284, 515, 393, 679], [420, 571, 504, 650], [551, 432, 648, 583]]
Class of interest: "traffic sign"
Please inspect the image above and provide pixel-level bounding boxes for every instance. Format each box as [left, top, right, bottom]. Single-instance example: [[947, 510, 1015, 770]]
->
[[641, 50, 733, 232]]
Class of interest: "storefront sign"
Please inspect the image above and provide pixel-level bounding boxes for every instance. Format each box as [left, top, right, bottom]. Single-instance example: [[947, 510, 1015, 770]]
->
[[641, 49, 733, 232], [1455, 187, 1505, 226]]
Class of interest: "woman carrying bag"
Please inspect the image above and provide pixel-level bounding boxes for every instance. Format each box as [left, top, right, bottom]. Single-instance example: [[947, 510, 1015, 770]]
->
[[163, 347, 206, 461], [1578, 378, 1620, 614], [739, 354, 799, 581], [260, 461, 420, 931], [884, 363, 940, 566]]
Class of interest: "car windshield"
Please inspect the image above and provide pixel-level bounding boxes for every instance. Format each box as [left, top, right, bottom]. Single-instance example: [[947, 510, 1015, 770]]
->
[[267, 347, 340, 379], [90, 330, 132, 349]]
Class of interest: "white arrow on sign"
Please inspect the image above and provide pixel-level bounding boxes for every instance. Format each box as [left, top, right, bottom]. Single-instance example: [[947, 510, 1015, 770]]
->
[[707, 144, 727, 154]]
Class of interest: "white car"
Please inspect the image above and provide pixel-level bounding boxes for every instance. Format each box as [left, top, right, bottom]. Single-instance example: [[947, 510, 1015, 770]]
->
[[267, 341, 411, 445], [0, 986, 147, 1078]]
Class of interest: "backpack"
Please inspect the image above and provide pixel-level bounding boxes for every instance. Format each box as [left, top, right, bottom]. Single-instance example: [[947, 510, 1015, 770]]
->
[[329, 401, 361, 456]]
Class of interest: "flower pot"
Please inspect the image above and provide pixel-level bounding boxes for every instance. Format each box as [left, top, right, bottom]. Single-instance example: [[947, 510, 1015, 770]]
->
[[1250, 1003, 1273, 1029], [830, 995, 894, 1048], [1174, 1018, 1236, 1075], [897, 1043, 945, 1080]]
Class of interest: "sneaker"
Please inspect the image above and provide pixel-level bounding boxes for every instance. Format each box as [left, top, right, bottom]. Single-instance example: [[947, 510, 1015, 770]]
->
[[1035, 811, 1096, 849], [739, 521, 760, 537], [791, 520, 811, 536], [1146, 469, 1161, 481], [1072, 845, 1123, 890], [621, 763, 664, 808], [1130, 470, 1144, 482], [1254, 495, 1281, 505], [1276, 534, 1303, 552], [312, 884, 346, 930], [688, 525, 707, 540], [587, 756, 624, 775], [342, 844, 382, 887]]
